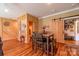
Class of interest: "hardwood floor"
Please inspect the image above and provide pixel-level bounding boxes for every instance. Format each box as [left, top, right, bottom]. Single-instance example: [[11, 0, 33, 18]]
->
[[2, 39, 79, 56], [3, 39, 47, 56]]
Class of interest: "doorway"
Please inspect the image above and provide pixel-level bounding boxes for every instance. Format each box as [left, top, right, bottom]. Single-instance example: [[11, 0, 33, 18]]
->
[[28, 21, 33, 42]]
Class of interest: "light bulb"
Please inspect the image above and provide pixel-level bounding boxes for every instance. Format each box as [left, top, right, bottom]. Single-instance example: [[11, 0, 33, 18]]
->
[[4, 9, 8, 12]]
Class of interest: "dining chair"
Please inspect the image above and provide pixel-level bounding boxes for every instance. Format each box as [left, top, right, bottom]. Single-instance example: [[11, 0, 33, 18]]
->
[[0, 37, 4, 56], [32, 32, 46, 53], [35, 33, 45, 52], [32, 32, 37, 52], [48, 34, 57, 56]]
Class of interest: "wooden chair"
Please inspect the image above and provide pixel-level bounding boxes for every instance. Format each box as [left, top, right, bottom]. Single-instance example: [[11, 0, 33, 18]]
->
[[0, 37, 4, 56], [35, 33, 46, 53], [32, 32, 46, 54], [48, 34, 57, 56], [32, 32, 37, 52]]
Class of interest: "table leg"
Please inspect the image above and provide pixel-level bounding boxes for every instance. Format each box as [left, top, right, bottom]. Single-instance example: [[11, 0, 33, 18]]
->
[[47, 37, 49, 56]]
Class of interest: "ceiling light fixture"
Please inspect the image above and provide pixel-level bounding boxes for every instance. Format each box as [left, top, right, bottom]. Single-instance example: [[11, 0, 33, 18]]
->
[[72, 4, 75, 6], [47, 3, 51, 5], [4, 9, 8, 13]]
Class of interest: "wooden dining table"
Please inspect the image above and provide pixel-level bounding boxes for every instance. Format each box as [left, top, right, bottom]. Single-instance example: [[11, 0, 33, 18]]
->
[[43, 33, 53, 56]]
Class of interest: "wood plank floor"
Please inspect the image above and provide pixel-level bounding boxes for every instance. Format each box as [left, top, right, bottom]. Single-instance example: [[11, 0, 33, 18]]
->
[[3, 39, 47, 56], [2, 39, 78, 56]]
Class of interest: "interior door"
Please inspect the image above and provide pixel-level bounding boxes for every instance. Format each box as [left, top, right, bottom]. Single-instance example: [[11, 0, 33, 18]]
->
[[28, 21, 33, 42], [54, 19, 64, 42], [58, 20, 64, 42]]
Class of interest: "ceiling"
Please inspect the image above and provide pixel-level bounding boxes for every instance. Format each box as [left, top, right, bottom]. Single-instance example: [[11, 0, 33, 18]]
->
[[0, 3, 79, 19]]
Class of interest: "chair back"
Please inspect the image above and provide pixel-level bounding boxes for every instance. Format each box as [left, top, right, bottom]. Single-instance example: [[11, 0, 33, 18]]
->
[[32, 32, 36, 39], [49, 34, 55, 43], [35, 33, 43, 41]]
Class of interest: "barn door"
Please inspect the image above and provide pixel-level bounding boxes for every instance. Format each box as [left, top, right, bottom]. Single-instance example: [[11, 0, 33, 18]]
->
[[54, 19, 64, 42]]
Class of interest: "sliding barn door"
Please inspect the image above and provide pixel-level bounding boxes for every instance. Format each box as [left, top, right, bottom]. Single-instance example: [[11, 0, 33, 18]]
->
[[53, 20, 64, 42], [58, 20, 64, 42]]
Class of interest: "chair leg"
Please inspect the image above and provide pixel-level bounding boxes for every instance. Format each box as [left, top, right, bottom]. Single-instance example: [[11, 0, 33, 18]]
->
[[32, 41, 34, 50], [41, 44, 44, 55], [35, 42, 38, 52], [50, 43, 54, 56], [32, 42, 37, 53]]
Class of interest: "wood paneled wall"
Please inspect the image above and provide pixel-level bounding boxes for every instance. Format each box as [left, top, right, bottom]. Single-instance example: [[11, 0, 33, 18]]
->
[[38, 19, 53, 33], [0, 17, 18, 41], [38, 19, 64, 43], [17, 13, 38, 43], [17, 14, 28, 43]]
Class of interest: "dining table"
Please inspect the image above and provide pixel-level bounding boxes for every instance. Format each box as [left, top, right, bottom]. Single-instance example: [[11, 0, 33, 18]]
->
[[43, 33, 53, 56]]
